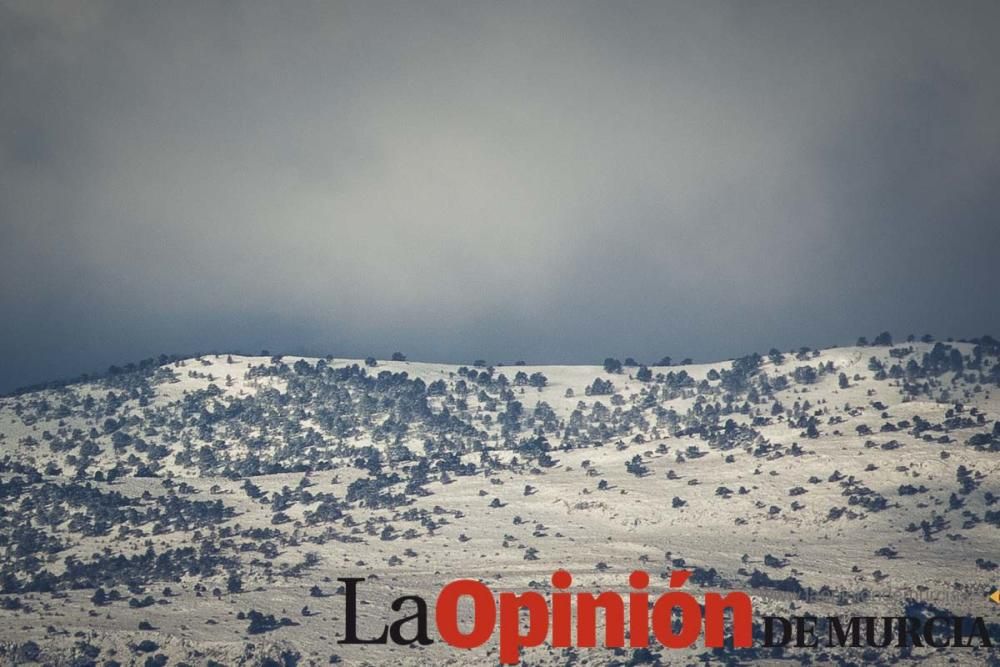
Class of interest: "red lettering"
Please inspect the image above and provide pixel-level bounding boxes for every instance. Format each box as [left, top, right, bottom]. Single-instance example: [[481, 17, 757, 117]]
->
[[436, 579, 496, 649], [498, 592, 548, 664]]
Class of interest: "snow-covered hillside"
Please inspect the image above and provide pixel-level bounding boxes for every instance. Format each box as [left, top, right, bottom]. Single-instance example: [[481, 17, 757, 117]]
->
[[1, 338, 998, 665]]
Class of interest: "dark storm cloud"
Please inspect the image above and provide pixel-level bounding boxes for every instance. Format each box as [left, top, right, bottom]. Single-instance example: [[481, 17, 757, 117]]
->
[[2, 0, 999, 391]]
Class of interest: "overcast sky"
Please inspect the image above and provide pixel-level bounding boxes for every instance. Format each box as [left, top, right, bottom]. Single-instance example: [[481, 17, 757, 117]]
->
[[2, 0, 999, 392]]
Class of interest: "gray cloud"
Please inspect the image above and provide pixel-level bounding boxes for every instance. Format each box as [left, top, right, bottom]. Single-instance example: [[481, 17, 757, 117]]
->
[[2, 0, 999, 391]]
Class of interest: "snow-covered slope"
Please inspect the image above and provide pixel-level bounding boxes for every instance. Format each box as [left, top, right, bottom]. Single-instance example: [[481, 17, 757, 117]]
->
[[1, 339, 998, 665]]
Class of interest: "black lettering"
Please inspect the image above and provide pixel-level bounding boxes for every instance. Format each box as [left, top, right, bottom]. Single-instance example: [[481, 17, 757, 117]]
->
[[338, 577, 389, 644], [828, 617, 861, 647], [389, 595, 433, 645], [899, 616, 923, 647], [865, 617, 893, 647], [968, 617, 993, 648], [923, 617, 950, 648], [795, 616, 818, 647], [763, 616, 792, 647]]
